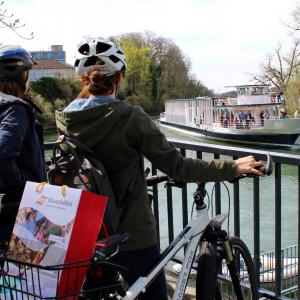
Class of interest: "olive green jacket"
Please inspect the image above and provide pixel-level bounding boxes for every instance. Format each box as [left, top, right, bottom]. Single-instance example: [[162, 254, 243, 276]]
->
[[56, 101, 237, 251]]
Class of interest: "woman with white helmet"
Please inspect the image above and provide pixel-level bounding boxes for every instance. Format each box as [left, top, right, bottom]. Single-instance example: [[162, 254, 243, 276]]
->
[[56, 37, 264, 299], [0, 45, 46, 245]]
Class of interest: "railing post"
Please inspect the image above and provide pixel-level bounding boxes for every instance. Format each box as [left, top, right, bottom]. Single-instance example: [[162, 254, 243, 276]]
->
[[214, 153, 221, 214], [151, 165, 160, 248], [274, 162, 282, 297], [196, 151, 202, 160], [253, 176, 260, 288], [232, 156, 240, 238], [166, 184, 174, 244], [298, 165, 300, 300], [180, 149, 188, 228]]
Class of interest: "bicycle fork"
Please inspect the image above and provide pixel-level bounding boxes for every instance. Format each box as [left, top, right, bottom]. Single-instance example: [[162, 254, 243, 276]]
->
[[220, 238, 245, 300], [204, 223, 245, 300]]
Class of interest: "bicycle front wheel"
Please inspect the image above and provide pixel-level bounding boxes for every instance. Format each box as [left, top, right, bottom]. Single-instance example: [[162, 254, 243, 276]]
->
[[196, 240, 218, 300], [196, 237, 258, 300], [217, 236, 258, 300]]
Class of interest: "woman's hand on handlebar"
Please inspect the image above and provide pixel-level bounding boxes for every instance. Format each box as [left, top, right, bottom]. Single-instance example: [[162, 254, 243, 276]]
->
[[235, 155, 265, 176]]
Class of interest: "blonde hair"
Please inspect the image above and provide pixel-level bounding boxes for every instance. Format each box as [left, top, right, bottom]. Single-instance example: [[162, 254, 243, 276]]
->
[[77, 69, 117, 99], [77, 58, 124, 99]]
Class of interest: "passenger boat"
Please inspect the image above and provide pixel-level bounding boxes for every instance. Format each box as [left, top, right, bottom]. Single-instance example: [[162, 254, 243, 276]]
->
[[159, 85, 300, 148]]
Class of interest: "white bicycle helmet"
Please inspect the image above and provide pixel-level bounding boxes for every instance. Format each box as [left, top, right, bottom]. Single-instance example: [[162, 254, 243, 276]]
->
[[74, 37, 127, 76], [0, 45, 36, 80]]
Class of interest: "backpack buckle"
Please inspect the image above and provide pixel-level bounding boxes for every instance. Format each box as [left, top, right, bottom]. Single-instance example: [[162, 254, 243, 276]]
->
[[56, 135, 66, 144]]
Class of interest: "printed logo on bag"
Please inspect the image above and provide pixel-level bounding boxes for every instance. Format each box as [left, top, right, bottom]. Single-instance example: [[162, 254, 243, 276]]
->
[[36, 195, 47, 205], [36, 194, 72, 209]]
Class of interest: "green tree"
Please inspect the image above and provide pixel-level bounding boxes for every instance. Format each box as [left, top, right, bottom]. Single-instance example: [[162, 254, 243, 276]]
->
[[30, 77, 80, 104], [116, 32, 212, 113], [285, 76, 300, 113], [121, 37, 151, 96]]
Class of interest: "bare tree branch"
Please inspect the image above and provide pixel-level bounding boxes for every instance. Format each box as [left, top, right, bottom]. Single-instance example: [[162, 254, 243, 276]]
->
[[0, 1, 34, 43], [249, 40, 300, 94], [285, 5, 300, 32]]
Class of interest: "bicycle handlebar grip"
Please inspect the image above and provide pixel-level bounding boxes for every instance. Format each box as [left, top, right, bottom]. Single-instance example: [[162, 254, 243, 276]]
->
[[229, 153, 273, 183], [255, 153, 273, 175]]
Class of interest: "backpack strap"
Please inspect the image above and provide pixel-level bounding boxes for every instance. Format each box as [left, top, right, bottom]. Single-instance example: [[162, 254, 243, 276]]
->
[[53, 135, 93, 189]]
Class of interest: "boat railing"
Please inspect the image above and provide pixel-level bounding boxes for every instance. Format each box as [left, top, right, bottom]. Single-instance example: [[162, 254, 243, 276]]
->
[[259, 245, 298, 298], [193, 116, 289, 130], [215, 119, 264, 129], [213, 98, 238, 106], [267, 93, 285, 104], [193, 119, 266, 129], [212, 94, 284, 107]]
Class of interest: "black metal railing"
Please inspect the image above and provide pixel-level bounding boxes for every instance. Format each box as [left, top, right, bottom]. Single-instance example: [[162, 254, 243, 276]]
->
[[150, 139, 300, 299], [45, 140, 300, 299]]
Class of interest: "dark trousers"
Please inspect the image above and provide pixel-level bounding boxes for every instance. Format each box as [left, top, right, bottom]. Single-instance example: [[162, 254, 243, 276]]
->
[[112, 244, 168, 300], [0, 222, 13, 247]]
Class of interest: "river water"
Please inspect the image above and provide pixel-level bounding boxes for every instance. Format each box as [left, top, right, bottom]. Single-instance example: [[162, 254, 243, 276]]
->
[[156, 123, 299, 253], [45, 123, 299, 254]]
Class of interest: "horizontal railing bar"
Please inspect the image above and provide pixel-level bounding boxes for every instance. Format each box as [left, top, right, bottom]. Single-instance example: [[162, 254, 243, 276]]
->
[[46, 140, 300, 165], [169, 139, 300, 165]]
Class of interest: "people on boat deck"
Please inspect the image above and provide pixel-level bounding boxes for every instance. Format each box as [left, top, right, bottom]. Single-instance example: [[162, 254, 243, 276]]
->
[[0, 46, 46, 246], [280, 108, 288, 119], [55, 36, 266, 300], [263, 110, 270, 120]]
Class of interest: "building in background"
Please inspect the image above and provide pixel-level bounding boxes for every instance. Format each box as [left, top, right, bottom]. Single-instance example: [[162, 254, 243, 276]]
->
[[29, 45, 75, 81], [31, 45, 66, 64]]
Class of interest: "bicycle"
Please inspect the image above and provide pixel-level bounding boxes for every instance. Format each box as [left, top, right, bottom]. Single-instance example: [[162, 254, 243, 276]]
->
[[0, 154, 273, 300]]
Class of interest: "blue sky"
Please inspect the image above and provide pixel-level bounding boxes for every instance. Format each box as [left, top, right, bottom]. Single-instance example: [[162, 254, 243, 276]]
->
[[1, 0, 299, 92]]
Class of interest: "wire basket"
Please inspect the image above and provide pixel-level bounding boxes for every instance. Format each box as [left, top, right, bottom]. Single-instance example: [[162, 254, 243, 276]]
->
[[0, 249, 124, 299]]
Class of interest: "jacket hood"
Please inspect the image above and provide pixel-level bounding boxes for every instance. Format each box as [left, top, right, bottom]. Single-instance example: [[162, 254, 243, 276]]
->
[[0, 92, 29, 109], [0, 92, 43, 114], [56, 101, 132, 147]]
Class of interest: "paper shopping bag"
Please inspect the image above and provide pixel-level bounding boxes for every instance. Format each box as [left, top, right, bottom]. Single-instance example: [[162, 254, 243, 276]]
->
[[1, 181, 107, 299]]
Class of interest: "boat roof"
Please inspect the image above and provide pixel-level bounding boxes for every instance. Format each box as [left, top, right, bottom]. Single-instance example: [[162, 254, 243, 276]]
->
[[164, 97, 211, 102], [225, 84, 271, 88], [214, 103, 281, 108]]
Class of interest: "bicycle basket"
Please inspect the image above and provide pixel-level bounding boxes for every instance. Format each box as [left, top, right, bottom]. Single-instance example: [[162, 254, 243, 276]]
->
[[0, 250, 124, 299]]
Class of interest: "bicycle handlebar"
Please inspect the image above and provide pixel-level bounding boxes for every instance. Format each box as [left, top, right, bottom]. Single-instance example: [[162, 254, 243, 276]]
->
[[146, 175, 170, 186]]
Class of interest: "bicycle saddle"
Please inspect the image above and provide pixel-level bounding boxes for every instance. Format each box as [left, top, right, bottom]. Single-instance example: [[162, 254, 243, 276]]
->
[[94, 232, 130, 260]]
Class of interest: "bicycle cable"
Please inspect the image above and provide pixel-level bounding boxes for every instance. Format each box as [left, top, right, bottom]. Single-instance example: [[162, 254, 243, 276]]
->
[[221, 181, 231, 234], [210, 184, 215, 218]]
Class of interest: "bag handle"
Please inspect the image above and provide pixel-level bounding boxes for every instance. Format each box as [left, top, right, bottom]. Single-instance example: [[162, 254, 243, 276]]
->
[[36, 182, 68, 197]]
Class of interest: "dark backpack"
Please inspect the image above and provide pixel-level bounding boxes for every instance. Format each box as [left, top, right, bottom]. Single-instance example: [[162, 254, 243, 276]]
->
[[47, 135, 123, 236]]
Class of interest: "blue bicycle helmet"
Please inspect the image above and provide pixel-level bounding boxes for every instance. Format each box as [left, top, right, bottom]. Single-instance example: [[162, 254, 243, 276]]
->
[[0, 45, 36, 80]]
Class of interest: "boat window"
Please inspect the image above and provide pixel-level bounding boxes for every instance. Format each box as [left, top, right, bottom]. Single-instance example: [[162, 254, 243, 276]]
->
[[251, 87, 264, 95], [238, 88, 245, 95]]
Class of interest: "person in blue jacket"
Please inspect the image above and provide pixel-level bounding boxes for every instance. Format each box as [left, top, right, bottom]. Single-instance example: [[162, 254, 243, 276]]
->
[[0, 46, 46, 246]]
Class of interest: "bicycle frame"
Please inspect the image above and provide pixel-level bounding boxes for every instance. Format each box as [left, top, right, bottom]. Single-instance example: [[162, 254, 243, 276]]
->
[[122, 208, 228, 300]]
